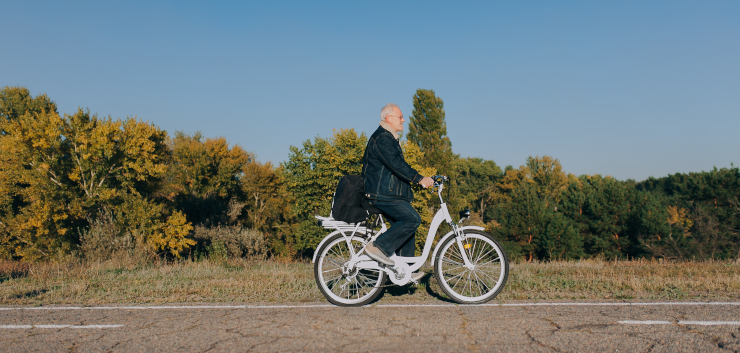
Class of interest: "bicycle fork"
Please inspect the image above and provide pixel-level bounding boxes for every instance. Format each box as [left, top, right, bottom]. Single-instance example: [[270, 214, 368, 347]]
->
[[450, 223, 474, 269]]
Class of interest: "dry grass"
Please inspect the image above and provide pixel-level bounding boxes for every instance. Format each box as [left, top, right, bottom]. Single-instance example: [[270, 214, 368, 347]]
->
[[1, 258, 739, 305], [498, 258, 740, 301]]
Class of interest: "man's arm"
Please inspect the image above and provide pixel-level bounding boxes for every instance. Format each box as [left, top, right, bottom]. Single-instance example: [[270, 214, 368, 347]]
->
[[373, 134, 423, 184]]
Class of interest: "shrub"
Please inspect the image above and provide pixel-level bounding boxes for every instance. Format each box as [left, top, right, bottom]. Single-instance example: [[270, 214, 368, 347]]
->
[[0, 260, 30, 281], [78, 211, 133, 261], [193, 225, 267, 259]]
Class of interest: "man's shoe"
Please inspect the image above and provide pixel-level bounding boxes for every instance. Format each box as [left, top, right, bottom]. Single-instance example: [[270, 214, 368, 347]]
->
[[410, 271, 426, 283], [365, 242, 395, 267]]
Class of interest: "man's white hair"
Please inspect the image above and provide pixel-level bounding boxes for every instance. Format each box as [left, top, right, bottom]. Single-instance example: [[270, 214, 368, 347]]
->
[[380, 103, 400, 122]]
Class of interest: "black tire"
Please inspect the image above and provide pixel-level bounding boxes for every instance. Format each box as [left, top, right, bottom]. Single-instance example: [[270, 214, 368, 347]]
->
[[314, 233, 387, 307], [433, 230, 509, 304]]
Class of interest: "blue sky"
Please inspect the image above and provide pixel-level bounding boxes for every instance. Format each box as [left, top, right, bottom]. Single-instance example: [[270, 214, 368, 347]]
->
[[2, 1, 738, 181]]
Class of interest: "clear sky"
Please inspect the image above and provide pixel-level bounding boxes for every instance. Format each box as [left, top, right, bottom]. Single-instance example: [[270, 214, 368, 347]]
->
[[2, 1, 738, 181]]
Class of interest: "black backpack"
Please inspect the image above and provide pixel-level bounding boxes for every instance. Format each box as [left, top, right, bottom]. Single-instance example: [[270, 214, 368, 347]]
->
[[331, 175, 379, 223]]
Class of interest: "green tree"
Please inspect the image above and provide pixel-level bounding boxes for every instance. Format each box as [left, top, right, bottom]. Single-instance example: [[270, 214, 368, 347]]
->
[[282, 129, 367, 254], [454, 157, 502, 221], [637, 166, 740, 259], [407, 89, 454, 175], [162, 131, 252, 226], [490, 182, 583, 261]]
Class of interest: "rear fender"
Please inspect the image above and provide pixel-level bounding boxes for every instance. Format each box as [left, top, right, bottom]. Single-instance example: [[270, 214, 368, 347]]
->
[[311, 229, 369, 263], [430, 226, 485, 266]]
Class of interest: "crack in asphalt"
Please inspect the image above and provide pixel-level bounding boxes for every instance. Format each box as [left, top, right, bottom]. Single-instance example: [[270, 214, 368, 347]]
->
[[542, 316, 562, 330], [672, 318, 729, 351], [455, 307, 480, 352], [525, 329, 561, 352]]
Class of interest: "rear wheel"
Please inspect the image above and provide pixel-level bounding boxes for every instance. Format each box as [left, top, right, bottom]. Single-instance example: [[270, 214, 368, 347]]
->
[[314, 234, 387, 307], [433, 230, 508, 304]]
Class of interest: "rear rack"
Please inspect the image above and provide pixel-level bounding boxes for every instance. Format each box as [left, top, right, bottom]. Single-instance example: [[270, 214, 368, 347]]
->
[[314, 214, 388, 235], [315, 215, 364, 230]]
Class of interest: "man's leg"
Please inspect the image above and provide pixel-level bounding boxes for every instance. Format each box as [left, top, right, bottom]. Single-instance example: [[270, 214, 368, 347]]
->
[[372, 200, 421, 257], [396, 230, 417, 257]]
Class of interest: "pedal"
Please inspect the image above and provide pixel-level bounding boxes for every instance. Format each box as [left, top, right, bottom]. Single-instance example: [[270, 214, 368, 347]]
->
[[380, 264, 404, 280]]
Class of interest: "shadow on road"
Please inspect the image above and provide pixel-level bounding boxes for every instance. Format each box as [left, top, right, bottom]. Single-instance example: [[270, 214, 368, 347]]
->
[[372, 273, 455, 304]]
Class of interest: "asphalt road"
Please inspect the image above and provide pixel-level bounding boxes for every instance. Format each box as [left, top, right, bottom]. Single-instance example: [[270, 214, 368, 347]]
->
[[1, 301, 739, 352]]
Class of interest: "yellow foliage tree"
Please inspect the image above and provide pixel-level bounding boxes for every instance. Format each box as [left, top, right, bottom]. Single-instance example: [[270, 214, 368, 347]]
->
[[241, 161, 289, 232], [667, 205, 693, 239], [401, 140, 437, 254], [155, 211, 195, 257], [0, 87, 195, 259]]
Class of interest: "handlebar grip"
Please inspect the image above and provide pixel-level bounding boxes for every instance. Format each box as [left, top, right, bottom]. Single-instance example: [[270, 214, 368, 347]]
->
[[432, 175, 449, 183]]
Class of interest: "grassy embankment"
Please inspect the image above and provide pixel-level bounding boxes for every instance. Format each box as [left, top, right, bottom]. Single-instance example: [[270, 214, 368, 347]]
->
[[1, 258, 739, 305]]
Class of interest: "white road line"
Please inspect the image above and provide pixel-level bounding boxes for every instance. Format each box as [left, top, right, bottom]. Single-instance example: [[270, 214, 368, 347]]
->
[[620, 320, 740, 326], [0, 325, 123, 329], [492, 302, 740, 307], [619, 320, 671, 325], [246, 305, 335, 308], [678, 321, 740, 326], [0, 302, 739, 310], [377, 304, 456, 307], [1, 305, 248, 311]]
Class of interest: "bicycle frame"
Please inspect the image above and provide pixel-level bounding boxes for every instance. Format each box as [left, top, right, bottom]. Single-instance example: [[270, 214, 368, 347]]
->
[[313, 181, 485, 285]]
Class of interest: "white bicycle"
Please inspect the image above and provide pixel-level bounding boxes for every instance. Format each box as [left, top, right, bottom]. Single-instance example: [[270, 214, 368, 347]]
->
[[313, 175, 509, 306]]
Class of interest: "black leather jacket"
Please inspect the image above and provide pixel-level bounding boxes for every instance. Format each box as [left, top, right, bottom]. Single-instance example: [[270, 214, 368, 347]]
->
[[361, 126, 423, 202]]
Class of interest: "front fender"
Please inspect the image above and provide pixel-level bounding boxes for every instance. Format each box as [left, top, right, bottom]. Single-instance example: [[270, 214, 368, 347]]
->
[[430, 225, 486, 266]]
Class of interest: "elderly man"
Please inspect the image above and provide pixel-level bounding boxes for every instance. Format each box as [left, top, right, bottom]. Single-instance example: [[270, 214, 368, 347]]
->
[[361, 103, 434, 281]]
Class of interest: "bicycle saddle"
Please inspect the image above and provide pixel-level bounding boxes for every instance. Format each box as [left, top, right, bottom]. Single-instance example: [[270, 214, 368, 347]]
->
[[360, 198, 382, 215]]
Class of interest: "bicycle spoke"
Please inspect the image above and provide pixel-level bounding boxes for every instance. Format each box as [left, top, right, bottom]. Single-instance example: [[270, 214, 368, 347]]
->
[[449, 269, 468, 292], [329, 247, 344, 262], [471, 240, 485, 263], [441, 264, 466, 273], [324, 256, 344, 268], [466, 270, 474, 296], [322, 267, 341, 274], [357, 272, 378, 287], [472, 270, 491, 294], [475, 256, 501, 268], [323, 272, 342, 285], [338, 243, 346, 261], [468, 239, 478, 264], [440, 257, 464, 267], [329, 276, 341, 293], [459, 271, 468, 296], [448, 245, 465, 264], [477, 267, 501, 283], [473, 247, 495, 264]]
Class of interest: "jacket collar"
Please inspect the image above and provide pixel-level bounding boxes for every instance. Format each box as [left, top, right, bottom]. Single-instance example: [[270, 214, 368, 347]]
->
[[379, 121, 400, 140]]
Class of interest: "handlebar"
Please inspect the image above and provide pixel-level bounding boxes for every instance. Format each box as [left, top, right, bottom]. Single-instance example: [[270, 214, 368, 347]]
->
[[432, 175, 448, 187], [428, 175, 449, 194]]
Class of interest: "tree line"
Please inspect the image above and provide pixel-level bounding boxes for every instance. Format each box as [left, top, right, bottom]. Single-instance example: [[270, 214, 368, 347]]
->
[[1, 86, 738, 262]]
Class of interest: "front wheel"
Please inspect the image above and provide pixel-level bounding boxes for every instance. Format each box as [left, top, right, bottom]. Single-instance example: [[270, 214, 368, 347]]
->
[[434, 230, 509, 304], [314, 233, 387, 307]]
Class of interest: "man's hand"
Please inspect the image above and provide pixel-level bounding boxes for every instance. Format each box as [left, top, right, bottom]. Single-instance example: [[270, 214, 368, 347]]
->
[[420, 176, 434, 188]]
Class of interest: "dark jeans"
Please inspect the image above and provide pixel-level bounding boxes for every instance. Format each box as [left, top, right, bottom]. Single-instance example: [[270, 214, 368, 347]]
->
[[370, 199, 421, 257]]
